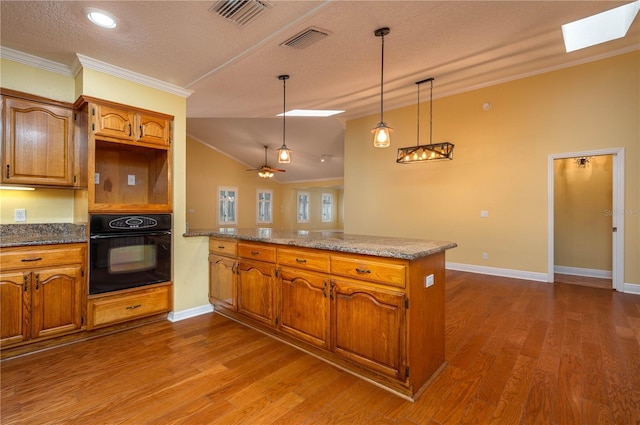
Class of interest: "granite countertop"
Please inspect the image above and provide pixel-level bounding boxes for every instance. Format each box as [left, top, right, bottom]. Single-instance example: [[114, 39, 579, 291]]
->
[[0, 223, 88, 248], [185, 228, 457, 260]]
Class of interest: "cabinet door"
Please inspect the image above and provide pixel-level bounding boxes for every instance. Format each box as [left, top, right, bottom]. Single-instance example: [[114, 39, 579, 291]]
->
[[0, 272, 30, 346], [236, 259, 275, 326], [209, 254, 236, 311], [331, 278, 406, 380], [279, 267, 330, 349], [92, 104, 135, 141], [31, 265, 84, 340], [2, 97, 74, 186], [137, 114, 171, 145]]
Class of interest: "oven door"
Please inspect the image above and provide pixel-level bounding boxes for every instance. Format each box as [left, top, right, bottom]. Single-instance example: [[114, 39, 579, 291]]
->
[[89, 231, 171, 295]]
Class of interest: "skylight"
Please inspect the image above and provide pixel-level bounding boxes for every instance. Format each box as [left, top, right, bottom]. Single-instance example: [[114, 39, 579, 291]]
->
[[562, 0, 640, 52], [277, 109, 344, 117]]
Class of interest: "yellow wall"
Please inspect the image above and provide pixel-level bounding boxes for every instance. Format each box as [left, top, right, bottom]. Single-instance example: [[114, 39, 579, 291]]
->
[[554, 155, 613, 271], [344, 52, 639, 285], [186, 135, 283, 229]]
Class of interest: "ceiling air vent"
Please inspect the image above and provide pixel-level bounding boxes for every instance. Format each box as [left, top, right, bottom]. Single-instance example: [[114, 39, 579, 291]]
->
[[209, 0, 272, 27], [280, 27, 331, 49]]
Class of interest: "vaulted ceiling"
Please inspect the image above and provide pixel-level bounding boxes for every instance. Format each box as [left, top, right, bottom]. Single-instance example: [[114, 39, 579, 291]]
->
[[1, 1, 638, 182]]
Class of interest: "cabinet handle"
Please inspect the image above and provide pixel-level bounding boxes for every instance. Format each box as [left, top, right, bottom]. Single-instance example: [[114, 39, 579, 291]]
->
[[330, 282, 335, 300], [140, 125, 143, 137], [5, 164, 9, 179], [126, 304, 142, 310], [251, 250, 260, 256], [296, 258, 307, 264], [34, 273, 40, 290], [322, 281, 327, 298], [355, 268, 371, 274], [21, 257, 43, 262], [23, 275, 29, 292], [128, 123, 132, 137], [217, 246, 225, 249]]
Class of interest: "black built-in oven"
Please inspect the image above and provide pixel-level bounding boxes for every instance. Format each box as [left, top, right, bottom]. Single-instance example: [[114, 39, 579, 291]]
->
[[89, 214, 171, 295]]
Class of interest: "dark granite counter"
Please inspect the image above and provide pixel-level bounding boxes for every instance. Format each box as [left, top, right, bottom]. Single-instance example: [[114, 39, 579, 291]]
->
[[0, 223, 87, 248], [184, 228, 456, 260]]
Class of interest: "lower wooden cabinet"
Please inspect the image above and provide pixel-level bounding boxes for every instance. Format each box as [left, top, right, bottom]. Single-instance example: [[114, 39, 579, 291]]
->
[[0, 244, 86, 348], [87, 283, 172, 330], [236, 258, 276, 327], [279, 267, 330, 350], [331, 277, 406, 380], [209, 238, 446, 400]]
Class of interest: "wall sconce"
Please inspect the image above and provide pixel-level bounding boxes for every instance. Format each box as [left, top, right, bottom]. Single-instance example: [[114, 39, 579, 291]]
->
[[396, 77, 454, 163], [372, 27, 392, 148], [575, 156, 591, 168]]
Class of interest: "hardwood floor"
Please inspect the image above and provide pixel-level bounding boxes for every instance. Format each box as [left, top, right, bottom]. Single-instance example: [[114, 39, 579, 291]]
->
[[2, 270, 639, 424]]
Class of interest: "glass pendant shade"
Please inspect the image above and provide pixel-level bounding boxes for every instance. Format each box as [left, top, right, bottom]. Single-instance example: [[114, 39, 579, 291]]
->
[[396, 77, 454, 163], [372, 123, 393, 148], [372, 27, 391, 148], [258, 170, 274, 179], [278, 74, 292, 164]]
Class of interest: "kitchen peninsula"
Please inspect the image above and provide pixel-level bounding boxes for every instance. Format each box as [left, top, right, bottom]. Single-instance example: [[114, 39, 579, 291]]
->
[[186, 228, 456, 400]]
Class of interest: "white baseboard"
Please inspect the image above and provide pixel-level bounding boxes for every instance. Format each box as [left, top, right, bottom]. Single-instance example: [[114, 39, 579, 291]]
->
[[554, 266, 612, 279], [446, 262, 548, 282], [623, 283, 640, 295], [168, 304, 213, 322]]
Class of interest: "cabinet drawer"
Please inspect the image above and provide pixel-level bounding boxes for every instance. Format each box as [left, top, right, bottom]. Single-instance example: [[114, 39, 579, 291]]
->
[[238, 243, 276, 263], [87, 284, 172, 329], [0, 244, 86, 271], [278, 248, 330, 273], [330, 255, 406, 288], [209, 238, 237, 256]]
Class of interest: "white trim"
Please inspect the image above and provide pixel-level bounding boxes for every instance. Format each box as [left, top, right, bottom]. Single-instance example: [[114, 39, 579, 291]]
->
[[446, 262, 547, 282], [167, 304, 213, 322], [554, 266, 612, 279], [623, 283, 640, 295], [548, 148, 625, 291], [0, 47, 74, 76], [76, 54, 193, 98]]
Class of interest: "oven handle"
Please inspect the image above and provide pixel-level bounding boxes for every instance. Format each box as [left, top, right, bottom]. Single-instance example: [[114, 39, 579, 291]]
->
[[90, 230, 172, 239]]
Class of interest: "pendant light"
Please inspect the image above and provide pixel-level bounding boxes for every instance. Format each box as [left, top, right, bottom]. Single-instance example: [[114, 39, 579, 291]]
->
[[372, 27, 392, 148], [396, 77, 454, 163], [277, 74, 292, 163]]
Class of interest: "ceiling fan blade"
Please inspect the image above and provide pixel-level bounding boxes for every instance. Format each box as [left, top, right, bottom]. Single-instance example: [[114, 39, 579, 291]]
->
[[272, 168, 286, 172]]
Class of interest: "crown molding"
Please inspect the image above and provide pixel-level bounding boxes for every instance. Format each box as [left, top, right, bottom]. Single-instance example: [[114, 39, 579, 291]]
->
[[76, 54, 193, 98], [0, 47, 74, 77]]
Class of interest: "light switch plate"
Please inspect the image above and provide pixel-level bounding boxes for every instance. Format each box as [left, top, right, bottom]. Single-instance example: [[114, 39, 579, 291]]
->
[[15, 209, 26, 222], [128, 175, 135, 186]]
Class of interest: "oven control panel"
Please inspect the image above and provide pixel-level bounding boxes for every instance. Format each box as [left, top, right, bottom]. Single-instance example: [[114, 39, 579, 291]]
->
[[109, 216, 158, 230]]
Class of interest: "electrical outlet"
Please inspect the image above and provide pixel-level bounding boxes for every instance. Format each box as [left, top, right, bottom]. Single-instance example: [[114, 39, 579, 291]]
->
[[15, 209, 26, 222], [482, 252, 489, 260], [94, 173, 100, 184], [480, 210, 489, 218], [128, 175, 135, 186], [425, 274, 434, 288]]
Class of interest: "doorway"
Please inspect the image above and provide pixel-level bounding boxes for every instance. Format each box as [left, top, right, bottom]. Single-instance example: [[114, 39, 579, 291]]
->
[[547, 148, 625, 291]]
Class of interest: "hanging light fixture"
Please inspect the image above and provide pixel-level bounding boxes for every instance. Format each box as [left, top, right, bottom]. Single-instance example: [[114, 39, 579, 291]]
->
[[372, 27, 392, 148], [277, 74, 292, 163], [396, 77, 454, 163]]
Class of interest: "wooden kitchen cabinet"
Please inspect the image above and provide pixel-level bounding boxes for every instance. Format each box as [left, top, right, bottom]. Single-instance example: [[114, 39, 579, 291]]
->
[[75, 96, 173, 213], [209, 254, 237, 311], [0, 244, 86, 348], [1, 89, 78, 187], [330, 277, 406, 380], [207, 236, 447, 400]]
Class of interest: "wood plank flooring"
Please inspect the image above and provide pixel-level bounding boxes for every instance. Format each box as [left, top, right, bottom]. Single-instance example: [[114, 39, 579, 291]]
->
[[2, 270, 640, 424]]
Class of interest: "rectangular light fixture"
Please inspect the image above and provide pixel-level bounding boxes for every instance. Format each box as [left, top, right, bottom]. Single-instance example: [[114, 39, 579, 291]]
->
[[0, 186, 35, 191], [562, 0, 640, 52], [397, 142, 454, 163], [277, 109, 344, 117]]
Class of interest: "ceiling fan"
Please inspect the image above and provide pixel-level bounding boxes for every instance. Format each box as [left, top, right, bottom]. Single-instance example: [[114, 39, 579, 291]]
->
[[247, 145, 286, 178]]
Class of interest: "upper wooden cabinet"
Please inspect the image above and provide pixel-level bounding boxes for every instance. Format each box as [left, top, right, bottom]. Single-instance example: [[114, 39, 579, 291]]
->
[[1, 89, 81, 188], [92, 103, 171, 146], [75, 96, 173, 212]]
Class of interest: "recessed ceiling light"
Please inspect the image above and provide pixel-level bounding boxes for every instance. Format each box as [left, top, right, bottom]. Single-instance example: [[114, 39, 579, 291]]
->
[[277, 109, 344, 117], [87, 9, 117, 29], [562, 0, 640, 52]]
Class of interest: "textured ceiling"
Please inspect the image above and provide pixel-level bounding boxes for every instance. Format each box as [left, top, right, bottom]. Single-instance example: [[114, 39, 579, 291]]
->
[[1, 1, 638, 182]]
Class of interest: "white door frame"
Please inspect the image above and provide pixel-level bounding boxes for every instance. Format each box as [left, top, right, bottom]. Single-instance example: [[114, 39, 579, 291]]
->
[[547, 148, 625, 291]]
